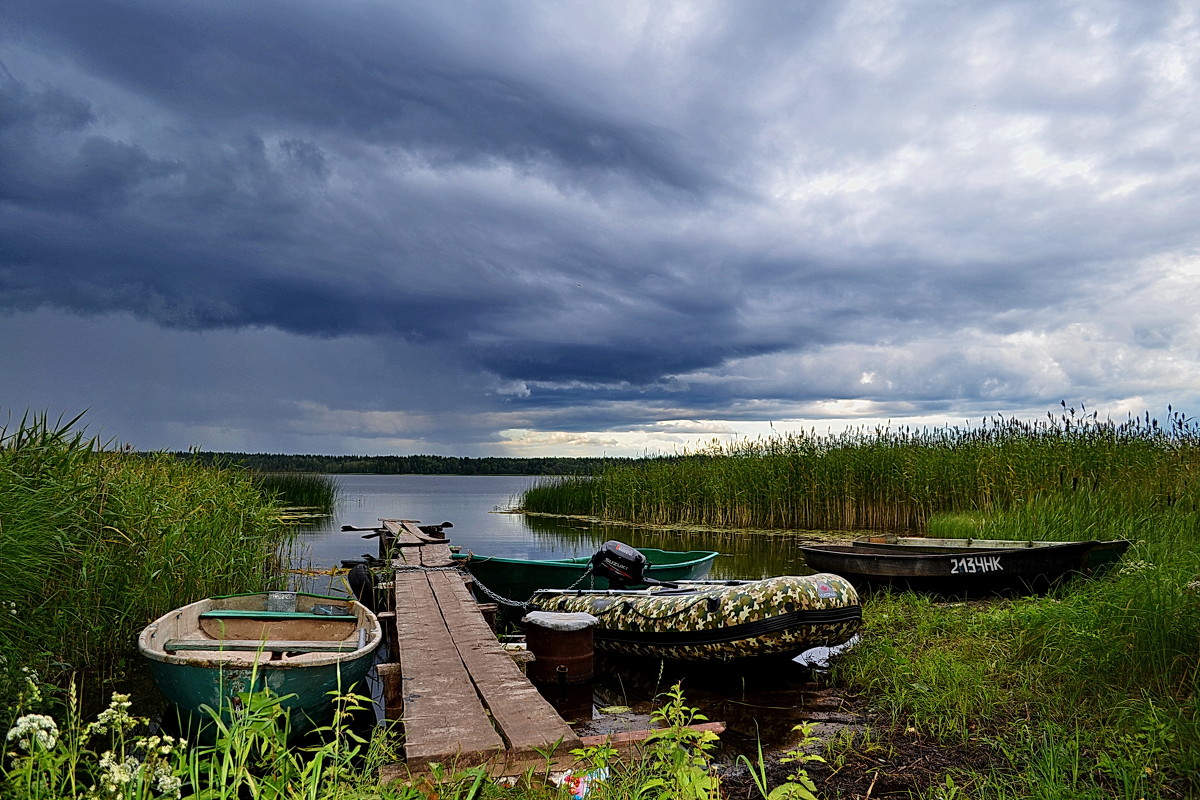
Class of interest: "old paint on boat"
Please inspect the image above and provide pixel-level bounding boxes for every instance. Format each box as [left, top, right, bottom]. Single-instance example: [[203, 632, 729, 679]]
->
[[799, 537, 1131, 596], [452, 547, 718, 604], [138, 591, 382, 736], [530, 574, 861, 662]]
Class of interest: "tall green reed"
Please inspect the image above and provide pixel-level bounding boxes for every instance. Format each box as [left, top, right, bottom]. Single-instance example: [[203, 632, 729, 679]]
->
[[251, 472, 340, 514], [522, 407, 1200, 533], [0, 412, 288, 707]]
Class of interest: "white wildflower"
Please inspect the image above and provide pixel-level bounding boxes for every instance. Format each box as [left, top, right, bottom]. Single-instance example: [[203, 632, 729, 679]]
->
[[90, 692, 136, 735], [97, 751, 140, 794], [18, 667, 43, 704], [6, 713, 59, 752], [1184, 579, 1200, 595], [153, 764, 182, 798], [1118, 559, 1154, 576]]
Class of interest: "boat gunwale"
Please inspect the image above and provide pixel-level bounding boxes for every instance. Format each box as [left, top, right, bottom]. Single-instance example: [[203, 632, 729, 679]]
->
[[137, 592, 382, 668], [452, 548, 718, 568]]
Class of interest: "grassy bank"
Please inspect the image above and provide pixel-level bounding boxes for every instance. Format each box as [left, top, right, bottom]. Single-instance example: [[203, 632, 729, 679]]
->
[[521, 407, 1200, 798], [0, 413, 289, 709]]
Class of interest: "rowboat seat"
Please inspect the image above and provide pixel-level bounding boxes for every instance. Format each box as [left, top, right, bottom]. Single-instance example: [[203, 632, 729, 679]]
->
[[198, 611, 358, 641], [199, 609, 352, 620]]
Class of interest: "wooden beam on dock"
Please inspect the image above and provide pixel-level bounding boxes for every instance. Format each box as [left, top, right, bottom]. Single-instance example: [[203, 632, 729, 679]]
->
[[380, 519, 580, 773]]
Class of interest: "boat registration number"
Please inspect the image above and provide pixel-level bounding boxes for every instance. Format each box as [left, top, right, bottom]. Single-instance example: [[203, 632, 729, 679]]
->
[[949, 555, 1003, 574]]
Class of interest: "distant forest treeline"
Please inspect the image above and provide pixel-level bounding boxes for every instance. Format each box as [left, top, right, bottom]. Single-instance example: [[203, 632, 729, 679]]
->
[[170, 451, 628, 475]]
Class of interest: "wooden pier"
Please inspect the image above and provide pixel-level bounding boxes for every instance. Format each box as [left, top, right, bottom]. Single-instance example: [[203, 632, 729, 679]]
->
[[372, 518, 725, 785], [374, 519, 581, 781]]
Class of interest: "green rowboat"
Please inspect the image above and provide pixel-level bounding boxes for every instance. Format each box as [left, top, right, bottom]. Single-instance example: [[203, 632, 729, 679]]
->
[[138, 591, 382, 737], [451, 547, 718, 604]]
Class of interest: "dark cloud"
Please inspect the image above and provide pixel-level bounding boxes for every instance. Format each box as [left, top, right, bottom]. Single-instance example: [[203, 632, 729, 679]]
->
[[2, 1, 1199, 455]]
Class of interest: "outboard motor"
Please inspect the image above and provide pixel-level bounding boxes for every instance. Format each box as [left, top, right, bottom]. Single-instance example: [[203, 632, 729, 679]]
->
[[590, 540, 648, 588]]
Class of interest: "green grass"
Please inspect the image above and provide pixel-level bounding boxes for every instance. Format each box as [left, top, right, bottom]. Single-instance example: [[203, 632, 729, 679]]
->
[[252, 471, 341, 515], [0, 412, 289, 708], [832, 500, 1200, 799], [520, 405, 1200, 798], [521, 406, 1200, 533]]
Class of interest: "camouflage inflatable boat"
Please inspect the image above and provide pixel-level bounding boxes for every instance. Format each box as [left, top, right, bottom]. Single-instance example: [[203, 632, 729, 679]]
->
[[530, 574, 861, 662]]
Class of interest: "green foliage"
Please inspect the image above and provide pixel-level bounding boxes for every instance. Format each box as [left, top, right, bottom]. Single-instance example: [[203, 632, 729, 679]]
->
[[0, 676, 416, 800], [564, 683, 725, 800], [833, 500, 1200, 798], [737, 722, 825, 800], [252, 472, 340, 513], [0, 412, 288, 706], [522, 406, 1200, 531], [3, 680, 789, 800]]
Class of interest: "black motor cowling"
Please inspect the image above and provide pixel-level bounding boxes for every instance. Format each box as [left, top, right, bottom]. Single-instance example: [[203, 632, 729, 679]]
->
[[590, 540, 647, 588]]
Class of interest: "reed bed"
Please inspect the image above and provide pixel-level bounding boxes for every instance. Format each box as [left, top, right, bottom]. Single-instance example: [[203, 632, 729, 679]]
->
[[252, 471, 340, 516], [522, 407, 1200, 532], [0, 413, 288, 710], [522, 406, 1200, 797]]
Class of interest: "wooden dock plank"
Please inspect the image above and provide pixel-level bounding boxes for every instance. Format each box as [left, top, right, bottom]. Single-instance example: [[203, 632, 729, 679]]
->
[[381, 517, 585, 776], [428, 570, 581, 758], [382, 519, 453, 568], [393, 570, 504, 767]]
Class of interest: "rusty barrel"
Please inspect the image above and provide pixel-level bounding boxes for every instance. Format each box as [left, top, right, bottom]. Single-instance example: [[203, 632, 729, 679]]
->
[[521, 611, 598, 686]]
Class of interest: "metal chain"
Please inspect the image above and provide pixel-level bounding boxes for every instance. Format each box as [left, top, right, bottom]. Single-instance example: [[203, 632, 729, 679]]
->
[[465, 565, 596, 610], [563, 565, 596, 591], [467, 574, 533, 608]]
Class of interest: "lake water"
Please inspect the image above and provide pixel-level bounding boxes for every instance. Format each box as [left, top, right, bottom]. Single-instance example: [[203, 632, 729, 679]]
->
[[284, 475, 854, 751], [289, 474, 820, 594]]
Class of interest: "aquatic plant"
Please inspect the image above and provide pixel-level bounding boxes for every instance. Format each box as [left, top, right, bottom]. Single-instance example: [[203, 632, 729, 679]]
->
[[0, 411, 288, 709], [522, 405, 1200, 533], [252, 472, 340, 515]]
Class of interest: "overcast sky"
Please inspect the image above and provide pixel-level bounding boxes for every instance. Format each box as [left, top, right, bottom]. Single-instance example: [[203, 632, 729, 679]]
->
[[2, 1, 1198, 457]]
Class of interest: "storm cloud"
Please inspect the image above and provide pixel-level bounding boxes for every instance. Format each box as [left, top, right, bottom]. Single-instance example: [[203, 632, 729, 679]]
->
[[2, 0, 1198, 455]]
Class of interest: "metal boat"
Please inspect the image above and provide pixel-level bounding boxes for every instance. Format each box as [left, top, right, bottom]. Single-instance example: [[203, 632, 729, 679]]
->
[[451, 546, 718, 604], [799, 536, 1131, 596], [138, 591, 382, 736]]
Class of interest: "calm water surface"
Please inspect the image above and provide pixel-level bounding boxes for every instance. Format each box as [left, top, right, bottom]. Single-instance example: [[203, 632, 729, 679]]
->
[[290, 474, 819, 593], [285, 475, 853, 750]]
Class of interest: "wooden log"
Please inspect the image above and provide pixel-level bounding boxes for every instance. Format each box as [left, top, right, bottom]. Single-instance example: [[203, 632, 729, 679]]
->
[[376, 662, 404, 721]]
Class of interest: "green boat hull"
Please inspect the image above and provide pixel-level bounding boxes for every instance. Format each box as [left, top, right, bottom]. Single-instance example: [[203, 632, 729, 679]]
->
[[452, 548, 718, 605], [146, 650, 376, 735], [138, 591, 382, 739]]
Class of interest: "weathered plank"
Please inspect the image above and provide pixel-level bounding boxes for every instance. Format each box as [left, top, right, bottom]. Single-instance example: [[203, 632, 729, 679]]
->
[[382, 519, 454, 568], [382, 517, 584, 775], [379, 722, 728, 784], [392, 568, 504, 767], [428, 569, 581, 758]]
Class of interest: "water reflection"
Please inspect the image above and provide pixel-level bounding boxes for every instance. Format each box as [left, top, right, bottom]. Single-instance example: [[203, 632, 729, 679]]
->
[[520, 515, 829, 580], [290, 474, 845, 585]]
